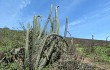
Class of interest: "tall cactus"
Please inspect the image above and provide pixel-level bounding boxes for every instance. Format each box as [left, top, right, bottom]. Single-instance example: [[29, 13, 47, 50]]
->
[[50, 17, 54, 33], [34, 5, 53, 70], [24, 4, 69, 70], [33, 15, 41, 53], [55, 6, 60, 34], [64, 17, 68, 38], [38, 4, 53, 39], [33, 15, 40, 37], [28, 28, 33, 70], [24, 22, 30, 68]]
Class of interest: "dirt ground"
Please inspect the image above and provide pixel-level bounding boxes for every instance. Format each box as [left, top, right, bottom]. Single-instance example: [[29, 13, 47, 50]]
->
[[81, 57, 110, 70]]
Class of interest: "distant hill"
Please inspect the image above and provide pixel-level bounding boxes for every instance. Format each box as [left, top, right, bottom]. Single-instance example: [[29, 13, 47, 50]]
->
[[0, 27, 110, 50], [0, 27, 25, 52], [66, 37, 110, 47]]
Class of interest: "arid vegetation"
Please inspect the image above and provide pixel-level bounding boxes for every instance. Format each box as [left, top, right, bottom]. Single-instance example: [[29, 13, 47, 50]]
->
[[0, 5, 110, 70]]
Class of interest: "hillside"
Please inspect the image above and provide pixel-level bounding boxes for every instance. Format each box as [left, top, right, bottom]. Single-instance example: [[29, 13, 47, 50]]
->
[[0, 27, 25, 52], [0, 27, 110, 50], [66, 37, 110, 47]]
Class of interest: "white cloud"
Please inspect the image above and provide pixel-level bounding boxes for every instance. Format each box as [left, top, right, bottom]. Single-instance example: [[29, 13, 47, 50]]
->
[[68, 3, 110, 28], [105, 2, 110, 6], [14, 0, 31, 17], [103, 6, 110, 12], [0, 0, 31, 28], [19, 0, 31, 9], [69, 19, 85, 26], [103, 1, 110, 12]]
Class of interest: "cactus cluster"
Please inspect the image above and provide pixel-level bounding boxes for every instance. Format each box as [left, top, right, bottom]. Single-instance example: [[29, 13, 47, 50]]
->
[[24, 4, 69, 70]]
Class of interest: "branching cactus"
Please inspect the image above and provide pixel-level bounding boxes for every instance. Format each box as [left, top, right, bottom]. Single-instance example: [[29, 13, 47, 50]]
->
[[24, 4, 69, 70]]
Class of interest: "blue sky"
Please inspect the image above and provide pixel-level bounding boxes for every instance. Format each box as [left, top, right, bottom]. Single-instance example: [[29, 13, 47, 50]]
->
[[0, 0, 110, 40]]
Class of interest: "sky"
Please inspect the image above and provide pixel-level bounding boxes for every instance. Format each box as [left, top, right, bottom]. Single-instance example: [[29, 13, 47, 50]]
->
[[0, 0, 110, 40]]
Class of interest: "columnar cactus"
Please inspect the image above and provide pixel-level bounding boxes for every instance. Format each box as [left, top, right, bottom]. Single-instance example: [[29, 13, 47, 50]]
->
[[24, 23, 30, 68], [64, 17, 68, 38], [24, 4, 69, 70], [55, 6, 60, 34]]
